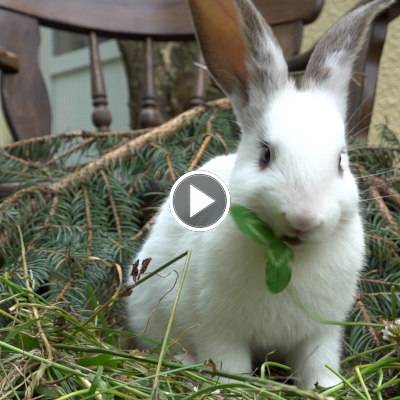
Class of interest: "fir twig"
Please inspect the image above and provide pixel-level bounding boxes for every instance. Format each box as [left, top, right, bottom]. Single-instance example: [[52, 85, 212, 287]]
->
[[356, 297, 381, 346], [0, 150, 43, 169], [100, 169, 122, 241], [133, 217, 155, 241], [43, 138, 95, 167], [189, 114, 215, 171], [3, 129, 149, 149], [43, 195, 60, 228], [0, 98, 230, 216], [368, 187, 395, 224], [82, 187, 94, 256]]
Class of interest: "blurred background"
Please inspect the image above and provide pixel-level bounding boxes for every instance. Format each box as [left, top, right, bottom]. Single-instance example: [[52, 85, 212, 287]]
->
[[0, 0, 398, 146]]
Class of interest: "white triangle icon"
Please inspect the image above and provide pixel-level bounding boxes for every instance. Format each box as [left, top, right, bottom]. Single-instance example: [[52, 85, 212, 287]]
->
[[189, 184, 215, 218]]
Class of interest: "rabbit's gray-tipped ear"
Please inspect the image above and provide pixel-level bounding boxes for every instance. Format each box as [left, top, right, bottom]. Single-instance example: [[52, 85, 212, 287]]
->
[[302, 0, 394, 117], [188, 0, 288, 104]]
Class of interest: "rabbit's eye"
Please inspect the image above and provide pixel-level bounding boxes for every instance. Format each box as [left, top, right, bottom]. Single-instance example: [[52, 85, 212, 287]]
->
[[339, 150, 349, 174], [259, 141, 272, 169]]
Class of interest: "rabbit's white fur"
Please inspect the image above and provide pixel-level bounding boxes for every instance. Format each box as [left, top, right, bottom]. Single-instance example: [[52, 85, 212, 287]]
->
[[126, 0, 393, 389], [127, 86, 363, 388]]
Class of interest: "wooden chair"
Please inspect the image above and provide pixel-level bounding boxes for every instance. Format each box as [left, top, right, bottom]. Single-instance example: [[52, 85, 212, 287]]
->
[[0, 0, 398, 142]]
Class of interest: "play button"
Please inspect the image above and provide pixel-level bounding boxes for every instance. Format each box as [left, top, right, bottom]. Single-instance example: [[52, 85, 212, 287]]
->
[[189, 185, 215, 218], [169, 171, 230, 231]]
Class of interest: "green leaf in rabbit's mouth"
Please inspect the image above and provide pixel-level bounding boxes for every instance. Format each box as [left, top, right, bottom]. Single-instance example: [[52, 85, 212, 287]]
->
[[230, 204, 294, 294]]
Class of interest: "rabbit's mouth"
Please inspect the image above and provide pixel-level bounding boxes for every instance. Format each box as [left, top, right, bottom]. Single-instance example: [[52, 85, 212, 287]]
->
[[282, 235, 304, 246]]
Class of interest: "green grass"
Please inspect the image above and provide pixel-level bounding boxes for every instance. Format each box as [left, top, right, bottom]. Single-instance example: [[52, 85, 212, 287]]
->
[[0, 245, 399, 399]]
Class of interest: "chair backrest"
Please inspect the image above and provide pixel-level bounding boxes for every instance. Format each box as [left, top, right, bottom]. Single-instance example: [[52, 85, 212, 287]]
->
[[0, 0, 324, 140]]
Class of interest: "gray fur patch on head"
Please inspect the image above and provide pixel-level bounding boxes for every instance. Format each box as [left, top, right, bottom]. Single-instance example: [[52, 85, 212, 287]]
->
[[232, 0, 288, 107], [302, 0, 394, 117]]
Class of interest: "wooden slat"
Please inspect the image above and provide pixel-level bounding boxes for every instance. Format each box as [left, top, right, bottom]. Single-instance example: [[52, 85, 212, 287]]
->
[[252, 0, 323, 24], [348, 11, 390, 142], [0, 0, 323, 39], [139, 38, 163, 128], [89, 32, 112, 131], [273, 21, 304, 58], [0, 10, 51, 140], [0, 0, 194, 39], [0, 47, 18, 72], [189, 53, 207, 108], [0, 0, 325, 140]]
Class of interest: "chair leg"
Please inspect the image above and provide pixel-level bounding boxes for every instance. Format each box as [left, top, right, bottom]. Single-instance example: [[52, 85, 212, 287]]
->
[[139, 37, 163, 128], [89, 31, 112, 132], [189, 52, 207, 108]]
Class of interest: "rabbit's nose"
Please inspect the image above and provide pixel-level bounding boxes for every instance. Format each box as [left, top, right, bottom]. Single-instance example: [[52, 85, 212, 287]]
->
[[283, 211, 322, 233]]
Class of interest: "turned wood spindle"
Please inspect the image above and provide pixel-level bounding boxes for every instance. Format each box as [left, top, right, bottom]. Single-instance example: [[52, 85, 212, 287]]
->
[[189, 52, 207, 108], [89, 31, 112, 131], [139, 37, 162, 128]]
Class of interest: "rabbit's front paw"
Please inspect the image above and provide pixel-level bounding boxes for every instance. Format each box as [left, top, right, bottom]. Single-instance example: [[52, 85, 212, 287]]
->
[[290, 329, 343, 390], [301, 372, 341, 390], [314, 374, 342, 389], [196, 340, 252, 376], [175, 352, 196, 365]]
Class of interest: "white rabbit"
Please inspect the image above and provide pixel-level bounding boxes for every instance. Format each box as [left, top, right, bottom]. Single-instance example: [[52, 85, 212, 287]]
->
[[126, 0, 394, 389]]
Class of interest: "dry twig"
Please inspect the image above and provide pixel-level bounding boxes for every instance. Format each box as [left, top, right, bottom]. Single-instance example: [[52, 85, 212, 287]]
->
[[189, 115, 215, 171], [82, 187, 94, 256], [0, 98, 230, 215], [368, 187, 395, 225], [100, 170, 122, 241], [356, 297, 381, 346], [43, 138, 95, 167]]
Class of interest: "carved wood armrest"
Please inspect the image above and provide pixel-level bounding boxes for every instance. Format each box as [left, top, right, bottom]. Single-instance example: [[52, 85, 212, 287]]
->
[[0, 47, 19, 72]]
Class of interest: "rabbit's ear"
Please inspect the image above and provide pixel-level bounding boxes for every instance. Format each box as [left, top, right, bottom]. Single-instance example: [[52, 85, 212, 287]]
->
[[302, 0, 394, 118], [188, 0, 288, 105]]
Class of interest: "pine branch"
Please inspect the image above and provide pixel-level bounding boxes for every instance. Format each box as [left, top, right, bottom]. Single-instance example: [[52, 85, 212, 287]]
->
[[0, 98, 229, 215]]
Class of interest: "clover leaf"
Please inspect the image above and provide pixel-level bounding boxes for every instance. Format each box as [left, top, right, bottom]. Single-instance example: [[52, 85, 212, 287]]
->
[[265, 244, 293, 294], [230, 204, 294, 293], [230, 204, 276, 245]]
